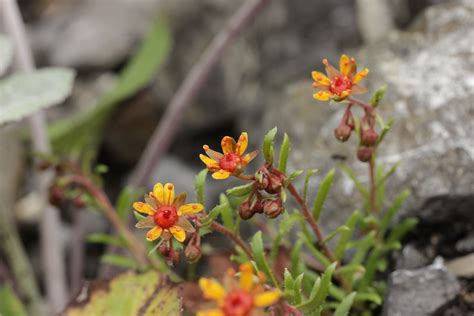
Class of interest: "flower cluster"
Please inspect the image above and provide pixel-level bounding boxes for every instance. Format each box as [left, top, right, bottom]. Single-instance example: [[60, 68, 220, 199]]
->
[[312, 54, 368, 102], [200, 132, 258, 180], [198, 263, 281, 316]]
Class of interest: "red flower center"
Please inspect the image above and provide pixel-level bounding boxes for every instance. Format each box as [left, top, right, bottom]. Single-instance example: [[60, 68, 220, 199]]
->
[[330, 75, 352, 95], [222, 290, 254, 316], [154, 206, 178, 229], [219, 153, 241, 173]]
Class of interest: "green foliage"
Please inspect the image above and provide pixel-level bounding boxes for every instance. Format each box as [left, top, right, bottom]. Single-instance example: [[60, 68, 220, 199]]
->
[[312, 168, 335, 220], [0, 68, 75, 125], [278, 133, 291, 173], [303, 169, 318, 201], [116, 187, 145, 222], [49, 17, 171, 151], [262, 127, 278, 164], [87, 233, 126, 248], [63, 270, 181, 316], [0, 285, 28, 316], [334, 292, 357, 316], [101, 254, 138, 270], [370, 85, 387, 107], [250, 231, 279, 289], [195, 169, 208, 204]]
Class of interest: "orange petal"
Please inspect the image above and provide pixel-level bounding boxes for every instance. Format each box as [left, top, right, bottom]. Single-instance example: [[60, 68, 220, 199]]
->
[[163, 183, 175, 205], [351, 85, 368, 95], [311, 71, 331, 87], [135, 216, 155, 228], [197, 309, 224, 316], [339, 54, 351, 76], [338, 90, 350, 100], [353, 68, 369, 84], [153, 183, 164, 205], [200, 154, 220, 170], [241, 150, 258, 166], [322, 58, 339, 79], [179, 203, 204, 215], [313, 90, 332, 101], [169, 225, 186, 242], [239, 263, 254, 292], [199, 278, 226, 302], [146, 226, 163, 241], [221, 136, 236, 154], [212, 170, 231, 180], [236, 132, 249, 156], [253, 290, 281, 307], [133, 202, 156, 216], [173, 192, 187, 208], [203, 145, 223, 161]]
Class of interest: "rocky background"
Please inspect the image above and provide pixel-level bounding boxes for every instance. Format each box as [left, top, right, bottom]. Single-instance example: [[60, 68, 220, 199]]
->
[[2, 0, 473, 315]]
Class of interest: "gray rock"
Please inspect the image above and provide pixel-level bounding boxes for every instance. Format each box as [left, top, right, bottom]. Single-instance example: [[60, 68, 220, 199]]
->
[[395, 244, 430, 270], [456, 233, 474, 253], [446, 254, 474, 278], [383, 258, 461, 316], [252, 0, 474, 231], [29, 0, 160, 68]]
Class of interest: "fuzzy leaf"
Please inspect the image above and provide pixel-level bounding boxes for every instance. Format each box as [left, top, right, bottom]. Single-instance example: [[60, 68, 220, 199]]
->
[[262, 127, 278, 164], [303, 169, 318, 201], [296, 263, 336, 312], [63, 270, 181, 315], [226, 182, 253, 197], [0, 68, 75, 124], [0, 34, 13, 77], [312, 168, 335, 220], [278, 133, 290, 173]]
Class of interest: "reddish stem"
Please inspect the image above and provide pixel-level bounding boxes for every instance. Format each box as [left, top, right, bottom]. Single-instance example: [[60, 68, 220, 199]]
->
[[210, 222, 253, 259], [368, 157, 378, 213]]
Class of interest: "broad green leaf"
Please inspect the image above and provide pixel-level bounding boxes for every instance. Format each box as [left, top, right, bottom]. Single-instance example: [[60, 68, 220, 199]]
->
[[0, 34, 12, 76], [195, 169, 208, 204], [49, 17, 171, 151], [278, 133, 290, 173], [100, 254, 138, 269], [262, 127, 277, 164], [296, 263, 337, 312], [335, 211, 361, 260], [87, 233, 126, 247], [379, 189, 410, 235], [303, 169, 318, 201], [63, 270, 181, 316], [334, 292, 357, 316], [370, 85, 387, 107], [250, 231, 279, 288], [312, 168, 335, 221], [0, 68, 75, 124], [0, 285, 28, 316], [116, 187, 145, 222], [226, 182, 253, 197]]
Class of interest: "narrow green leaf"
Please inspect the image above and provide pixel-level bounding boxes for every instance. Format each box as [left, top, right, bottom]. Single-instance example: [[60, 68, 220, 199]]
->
[[324, 226, 350, 244], [293, 274, 304, 305], [285, 170, 304, 186], [370, 84, 387, 107], [350, 231, 376, 266], [250, 231, 279, 288], [278, 133, 290, 173], [387, 217, 418, 244], [101, 254, 138, 269], [338, 164, 368, 198], [87, 233, 126, 247], [377, 117, 395, 145], [358, 247, 381, 290], [296, 263, 337, 312], [115, 187, 144, 222], [200, 204, 225, 226], [133, 211, 146, 222], [335, 211, 361, 260], [219, 194, 234, 230], [283, 269, 295, 299], [195, 169, 208, 204], [226, 182, 254, 197], [334, 292, 357, 316], [290, 240, 304, 276], [300, 233, 331, 268], [354, 292, 382, 305], [304, 169, 319, 201], [311, 168, 335, 221], [379, 189, 410, 235], [262, 127, 278, 164]]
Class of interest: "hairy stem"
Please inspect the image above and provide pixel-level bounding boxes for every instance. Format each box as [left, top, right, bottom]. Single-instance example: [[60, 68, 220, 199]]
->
[[210, 222, 253, 259], [130, 0, 271, 187], [1, 0, 67, 311]]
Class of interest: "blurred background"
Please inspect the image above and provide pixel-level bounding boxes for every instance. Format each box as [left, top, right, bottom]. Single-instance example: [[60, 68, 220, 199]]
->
[[1, 0, 473, 314]]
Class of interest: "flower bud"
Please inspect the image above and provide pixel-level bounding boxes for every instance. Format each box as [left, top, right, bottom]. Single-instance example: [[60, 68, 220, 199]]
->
[[170, 250, 181, 266], [361, 129, 378, 146], [184, 244, 201, 263], [357, 146, 373, 162], [239, 201, 255, 220], [159, 243, 170, 257], [263, 198, 283, 218], [48, 186, 64, 207], [37, 160, 51, 171], [334, 124, 352, 142], [255, 169, 270, 190], [73, 195, 86, 208]]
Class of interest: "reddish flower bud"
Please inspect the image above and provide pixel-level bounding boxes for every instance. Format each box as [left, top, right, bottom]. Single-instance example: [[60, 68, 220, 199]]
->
[[159, 243, 170, 257], [184, 244, 201, 263], [357, 146, 373, 162], [37, 160, 51, 171], [239, 201, 256, 220], [48, 186, 64, 207], [170, 249, 181, 265], [334, 124, 352, 142], [73, 195, 86, 208], [361, 129, 378, 146], [262, 198, 283, 218]]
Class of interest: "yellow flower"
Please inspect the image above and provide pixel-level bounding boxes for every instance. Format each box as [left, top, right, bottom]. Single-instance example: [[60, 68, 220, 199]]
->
[[312, 54, 369, 102], [198, 263, 281, 316], [200, 132, 258, 180], [133, 182, 203, 243]]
